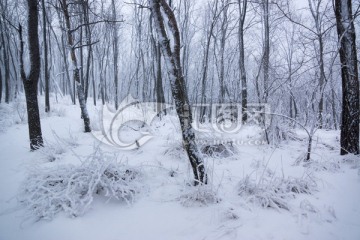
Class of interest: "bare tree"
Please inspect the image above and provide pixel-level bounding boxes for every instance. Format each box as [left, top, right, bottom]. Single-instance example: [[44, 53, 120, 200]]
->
[[334, 0, 359, 155], [19, 0, 44, 150], [149, 0, 207, 185]]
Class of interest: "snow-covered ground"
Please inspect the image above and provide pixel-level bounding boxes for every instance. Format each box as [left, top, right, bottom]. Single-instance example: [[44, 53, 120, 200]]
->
[[0, 97, 359, 240]]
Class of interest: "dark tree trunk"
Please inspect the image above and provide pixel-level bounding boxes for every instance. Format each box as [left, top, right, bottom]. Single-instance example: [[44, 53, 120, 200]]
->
[[19, 0, 44, 150], [83, 2, 92, 103], [238, 0, 247, 123], [263, 0, 269, 103], [24, 82, 43, 149], [111, 0, 119, 110], [42, 0, 50, 112], [0, 67, 2, 102], [334, 0, 359, 155], [156, 43, 165, 112], [0, 20, 10, 104], [200, 2, 218, 122], [150, 0, 207, 185]]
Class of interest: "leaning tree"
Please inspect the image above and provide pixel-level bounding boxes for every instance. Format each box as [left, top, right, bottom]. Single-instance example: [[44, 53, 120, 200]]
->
[[149, 0, 207, 185]]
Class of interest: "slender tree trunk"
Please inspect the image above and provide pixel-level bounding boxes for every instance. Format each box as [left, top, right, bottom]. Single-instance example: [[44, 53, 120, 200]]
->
[[334, 0, 359, 155], [219, 1, 228, 104], [83, 4, 92, 103], [238, 0, 247, 123], [111, 0, 119, 110], [42, 0, 50, 112], [156, 43, 165, 110], [317, 35, 325, 128], [0, 66, 2, 102], [61, 0, 91, 132], [19, 0, 44, 150], [331, 88, 337, 130], [200, 3, 217, 122], [0, 21, 10, 104], [150, 0, 207, 185], [263, 0, 269, 103]]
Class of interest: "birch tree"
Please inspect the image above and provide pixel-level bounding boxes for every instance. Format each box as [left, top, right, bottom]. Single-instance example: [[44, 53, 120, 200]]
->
[[149, 0, 207, 185]]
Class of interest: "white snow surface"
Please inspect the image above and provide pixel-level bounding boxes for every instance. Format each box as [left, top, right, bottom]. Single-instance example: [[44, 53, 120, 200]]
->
[[0, 96, 359, 240]]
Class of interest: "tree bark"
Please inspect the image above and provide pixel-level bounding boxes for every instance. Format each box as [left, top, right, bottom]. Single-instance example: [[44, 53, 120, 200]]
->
[[150, 0, 207, 185], [334, 0, 359, 155], [19, 0, 44, 150]]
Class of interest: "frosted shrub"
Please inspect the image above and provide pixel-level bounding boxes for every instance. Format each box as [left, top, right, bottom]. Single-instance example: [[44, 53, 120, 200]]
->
[[179, 185, 221, 207], [90, 109, 101, 131], [163, 142, 186, 160], [13, 99, 27, 124], [200, 142, 236, 158], [19, 151, 143, 220], [38, 141, 67, 162], [303, 160, 341, 172], [50, 107, 67, 117], [237, 175, 317, 211], [63, 131, 79, 147], [0, 104, 14, 133], [266, 115, 298, 145]]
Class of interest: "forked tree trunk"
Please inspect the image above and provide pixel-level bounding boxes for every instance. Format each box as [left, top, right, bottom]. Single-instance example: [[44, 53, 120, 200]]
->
[[334, 0, 359, 155], [19, 1, 44, 150], [150, 0, 207, 185]]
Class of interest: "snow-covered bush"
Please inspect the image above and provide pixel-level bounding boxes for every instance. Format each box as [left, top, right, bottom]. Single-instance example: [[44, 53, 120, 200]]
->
[[19, 151, 143, 220], [50, 107, 67, 117], [90, 108, 102, 131], [38, 142, 67, 162], [342, 154, 360, 169], [40, 131, 79, 160], [13, 98, 27, 124], [0, 103, 14, 133], [200, 142, 236, 158], [266, 116, 298, 145], [163, 141, 187, 160], [179, 185, 221, 207], [303, 160, 341, 172], [63, 130, 79, 147], [237, 175, 317, 211]]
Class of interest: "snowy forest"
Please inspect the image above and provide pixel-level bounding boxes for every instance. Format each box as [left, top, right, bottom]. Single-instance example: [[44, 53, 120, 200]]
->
[[0, 0, 359, 239]]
